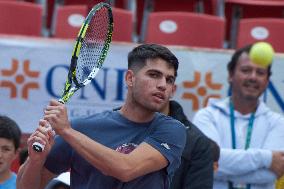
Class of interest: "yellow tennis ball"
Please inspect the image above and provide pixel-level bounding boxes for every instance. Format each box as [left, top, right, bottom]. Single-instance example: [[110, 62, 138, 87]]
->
[[249, 42, 274, 68]]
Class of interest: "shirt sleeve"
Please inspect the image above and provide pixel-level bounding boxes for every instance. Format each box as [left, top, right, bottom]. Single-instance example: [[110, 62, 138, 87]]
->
[[262, 115, 284, 150], [216, 169, 276, 184], [144, 118, 186, 175], [44, 135, 73, 174], [192, 108, 222, 145], [217, 148, 272, 175]]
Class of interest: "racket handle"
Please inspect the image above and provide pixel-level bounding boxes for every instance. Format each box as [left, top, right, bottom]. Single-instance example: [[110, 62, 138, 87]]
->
[[32, 142, 45, 152], [32, 123, 54, 152]]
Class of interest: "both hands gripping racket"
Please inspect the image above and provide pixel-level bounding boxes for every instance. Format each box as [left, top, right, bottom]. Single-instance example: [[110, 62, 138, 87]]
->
[[32, 2, 113, 152]]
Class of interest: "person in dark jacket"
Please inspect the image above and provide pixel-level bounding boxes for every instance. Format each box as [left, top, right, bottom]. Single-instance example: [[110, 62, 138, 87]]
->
[[160, 100, 214, 189], [208, 138, 220, 172]]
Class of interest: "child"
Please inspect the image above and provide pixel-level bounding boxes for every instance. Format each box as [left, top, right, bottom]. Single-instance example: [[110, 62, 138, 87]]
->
[[0, 115, 21, 189]]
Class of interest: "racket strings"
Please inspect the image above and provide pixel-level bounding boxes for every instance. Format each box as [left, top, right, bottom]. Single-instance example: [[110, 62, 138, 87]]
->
[[76, 6, 110, 84]]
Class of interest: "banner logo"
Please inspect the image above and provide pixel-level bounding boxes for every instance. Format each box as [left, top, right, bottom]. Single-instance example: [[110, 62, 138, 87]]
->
[[182, 71, 223, 110], [0, 59, 40, 99]]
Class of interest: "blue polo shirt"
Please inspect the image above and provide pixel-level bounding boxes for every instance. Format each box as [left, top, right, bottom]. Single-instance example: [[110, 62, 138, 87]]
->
[[45, 111, 186, 189]]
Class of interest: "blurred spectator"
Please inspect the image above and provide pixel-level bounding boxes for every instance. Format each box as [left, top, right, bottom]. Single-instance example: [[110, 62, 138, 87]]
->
[[160, 100, 214, 189], [276, 175, 284, 189], [0, 115, 21, 189], [45, 172, 70, 189], [208, 138, 220, 172], [193, 43, 284, 189]]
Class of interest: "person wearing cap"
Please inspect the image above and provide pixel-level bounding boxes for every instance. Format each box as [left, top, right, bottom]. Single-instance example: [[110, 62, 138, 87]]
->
[[17, 44, 186, 189], [45, 172, 70, 189], [193, 43, 284, 189]]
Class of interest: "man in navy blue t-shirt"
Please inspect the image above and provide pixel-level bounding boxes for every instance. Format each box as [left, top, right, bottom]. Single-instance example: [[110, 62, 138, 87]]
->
[[17, 44, 186, 189]]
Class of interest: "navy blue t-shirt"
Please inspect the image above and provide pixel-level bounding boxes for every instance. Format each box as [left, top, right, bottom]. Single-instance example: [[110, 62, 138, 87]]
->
[[45, 111, 186, 189]]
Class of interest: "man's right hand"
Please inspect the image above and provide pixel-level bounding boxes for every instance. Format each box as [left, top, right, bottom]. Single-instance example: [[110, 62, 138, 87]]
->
[[270, 151, 284, 178]]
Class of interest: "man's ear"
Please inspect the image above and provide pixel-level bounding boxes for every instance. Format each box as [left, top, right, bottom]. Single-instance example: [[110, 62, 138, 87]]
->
[[228, 77, 232, 83], [125, 70, 134, 87], [228, 72, 233, 83], [170, 84, 177, 98]]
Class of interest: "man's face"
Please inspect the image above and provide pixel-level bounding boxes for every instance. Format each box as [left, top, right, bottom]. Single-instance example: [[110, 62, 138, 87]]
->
[[229, 53, 269, 101], [127, 58, 176, 112], [0, 138, 18, 175]]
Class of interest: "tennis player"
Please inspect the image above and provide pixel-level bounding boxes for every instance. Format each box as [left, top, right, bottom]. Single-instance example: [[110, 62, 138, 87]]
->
[[17, 44, 186, 189]]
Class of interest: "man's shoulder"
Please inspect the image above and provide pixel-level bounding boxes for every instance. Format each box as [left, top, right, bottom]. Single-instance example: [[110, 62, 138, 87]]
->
[[70, 110, 118, 129], [155, 112, 185, 129], [257, 101, 284, 119], [74, 110, 115, 121], [152, 113, 187, 145], [194, 97, 229, 118], [206, 97, 229, 110]]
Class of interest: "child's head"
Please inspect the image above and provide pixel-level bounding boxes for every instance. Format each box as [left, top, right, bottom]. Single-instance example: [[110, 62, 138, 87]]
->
[[209, 138, 220, 172], [0, 115, 21, 175], [0, 115, 21, 150]]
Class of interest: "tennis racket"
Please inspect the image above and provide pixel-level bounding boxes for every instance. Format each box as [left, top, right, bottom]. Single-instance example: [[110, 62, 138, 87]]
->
[[32, 2, 113, 152]]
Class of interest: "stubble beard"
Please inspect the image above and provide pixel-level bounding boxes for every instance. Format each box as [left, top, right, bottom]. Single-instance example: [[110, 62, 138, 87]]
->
[[132, 92, 164, 113]]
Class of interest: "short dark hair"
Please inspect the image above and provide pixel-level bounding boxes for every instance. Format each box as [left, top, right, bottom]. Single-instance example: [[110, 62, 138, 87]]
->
[[0, 115, 21, 150], [227, 44, 272, 78], [128, 44, 179, 76]]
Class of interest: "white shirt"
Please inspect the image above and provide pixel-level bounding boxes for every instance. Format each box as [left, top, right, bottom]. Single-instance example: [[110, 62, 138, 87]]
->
[[193, 97, 284, 189]]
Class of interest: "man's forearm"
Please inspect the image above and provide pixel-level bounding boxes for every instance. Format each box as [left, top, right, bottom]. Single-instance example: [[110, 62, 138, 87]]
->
[[218, 148, 272, 175], [59, 128, 131, 180], [17, 158, 45, 189], [215, 168, 276, 184], [59, 127, 166, 182]]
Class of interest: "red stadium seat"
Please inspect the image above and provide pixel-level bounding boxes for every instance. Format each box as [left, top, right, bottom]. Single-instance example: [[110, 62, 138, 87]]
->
[[225, 0, 284, 48], [47, 0, 129, 32], [142, 0, 216, 15], [51, 5, 88, 39], [144, 12, 225, 49], [52, 5, 134, 42], [46, 0, 92, 30], [63, 0, 102, 5], [0, 1, 43, 36], [61, 0, 125, 10], [139, 0, 217, 41], [112, 7, 134, 42], [237, 18, 284, 53]]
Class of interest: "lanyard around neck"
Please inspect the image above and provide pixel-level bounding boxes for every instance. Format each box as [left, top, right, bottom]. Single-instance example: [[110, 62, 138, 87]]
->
[[229, 100, 255, 189], [229, 100, 255, 149]]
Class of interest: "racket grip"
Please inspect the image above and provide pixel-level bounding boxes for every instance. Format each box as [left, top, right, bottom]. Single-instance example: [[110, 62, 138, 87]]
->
[[32, 142, 45, 152], [32, 123, 54, 152]]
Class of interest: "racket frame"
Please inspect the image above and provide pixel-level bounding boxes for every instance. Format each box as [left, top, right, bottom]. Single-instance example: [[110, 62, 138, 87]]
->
[[32, 2, 113, 152], [59, 2, 113, 103]]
